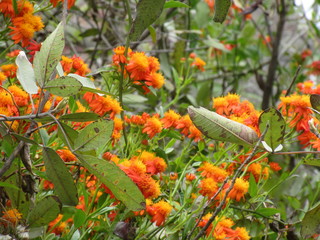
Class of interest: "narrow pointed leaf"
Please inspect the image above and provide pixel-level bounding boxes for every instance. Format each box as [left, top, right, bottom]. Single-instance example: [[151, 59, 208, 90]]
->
[[74, 120, 113, 152], [60, 112, 100, 122], [76, 154, 145, 211], [129, 0, 166, 41], [188, 106, 258, 146], [57, 122, 79, 148], [301, 203, 320, 238], [44, 76, 83, 97], [259, 107, 285, 152], [27, 196, 62, 227], [43, 147, 78, 206], [34, 22, 64, 87], [15, 51, 39, 94], [303, 158, 320, 167]]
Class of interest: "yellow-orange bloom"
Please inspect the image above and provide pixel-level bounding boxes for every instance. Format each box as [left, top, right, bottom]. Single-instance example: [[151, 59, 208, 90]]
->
[[188, 125, 203, 142], [199, 177, 218, 198], [1, 209, 22, 226], [191, 57, 206, 71], [142, 116, 163, 139], [175, 114, 192, 136], [126, 52, 149, 80], [112, 46, 132, 64], [146, 200, 172, 226], [145, 72, 165, 89], [1, 64, 17, 78], [0, 71, 7, 85], [198, 162, 228, 182], [57, 148, 77, 162], [228, 178, 249, 202], [161, 109, 181, 128], [8, 85, 29, 107]]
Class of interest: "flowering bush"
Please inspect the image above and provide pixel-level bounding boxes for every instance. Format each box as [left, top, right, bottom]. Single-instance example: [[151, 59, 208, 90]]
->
[[1, 0, 320, 240]]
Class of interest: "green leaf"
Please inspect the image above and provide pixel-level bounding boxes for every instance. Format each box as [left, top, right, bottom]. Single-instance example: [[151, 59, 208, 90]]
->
[[60, 112, 100, 122], [74, 120, 113, 152], [129, 0, 166, 41], [255, 208, 280, 217], [27, 196, 62, 227], [303, 158, 320, 167], [148, 25, 157, 44], [15, 51, 39, 94], [310, 94, 320, 112], [164, 1, 190, 8], [11, 133, 39, 146], [34, 22, 65, 88], [259, 107, 285, 152], [44, 76, 83, 97], [203, 37, 229, 52], [43, 147, 78, 206], [73, 209, 87, 229], [213, 0, 232, 23], [58, 122, 79, 148], [68, 74, 96, 89], [188, 106, 259, 146], [248, 174, 257, 197], [301, 203, 320, 238], [0, 181, 20, 190], [79, 28, 100, 37], [76, 154, 145, 211], [123, 94, 148, 104]]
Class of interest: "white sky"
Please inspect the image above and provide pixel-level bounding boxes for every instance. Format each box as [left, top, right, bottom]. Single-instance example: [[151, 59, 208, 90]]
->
[[295, 0, 314, 19]]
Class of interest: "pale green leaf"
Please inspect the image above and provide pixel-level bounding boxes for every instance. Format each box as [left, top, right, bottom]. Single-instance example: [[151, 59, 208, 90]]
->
[[27, 196, 62, 227], [303, 158, 320, 167], [255, 208, 280, 217], [15, 51, 39, 94], [301, 203, 320, 238], [259, 107, 285, 152], [59, 112, 100, 122], [74, 120, 113, 152], [34, 22, 65, 87], [44, 76, 83, 97], [43, 147, 78, 206], [76, 154, 145, 211], [203, 37, 229, 51], [164, 1, 190, 8], [188, 106, 258, 146], [68, 74, 96, 89], [129, 0, 166, 41]]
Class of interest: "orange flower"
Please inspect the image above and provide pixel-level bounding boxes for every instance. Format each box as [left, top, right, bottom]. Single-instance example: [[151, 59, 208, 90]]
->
[[308, 60, 320, 75], [102, 152, 120, 164], [199, 177, 218, 198], [8, 85, 29, 107], [204, 0, 215, 13], [0, 0, 15, 17], [6, 49, 21, 58], [0, 71, 7, 84], [50, 0, 76, 9], [191, 57, 206, 71], [170, 172, 178, 180], [269, 162, 281, 171], [61, 55, 90, 76], [142, 116, 163, 138], [57, 148, 77, 162], [145, 72, 165, 89], [146, 200, 172, 226], [198, 162, 228, 182], [48, 214, 73, 235], [186, 173, 196, 181], [143, 157, 167, 175], [228, 178, 249, 202], [213, 93, 240, 116], [161, 109, 181, 128], [126, 52, 149, 81], [1, 209, 22, 226], [112, 46, 132, 64], [112, 117, 123, 145], [9, 13, 44, 47], [188, 125, 203, 142], [175, 114, 192, 136], [125, 112, 150, 125], [1, 64, 17, 78]]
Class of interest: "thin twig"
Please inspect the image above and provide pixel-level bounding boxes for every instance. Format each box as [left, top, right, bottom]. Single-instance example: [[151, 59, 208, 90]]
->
[[285, 65, 301, 97]]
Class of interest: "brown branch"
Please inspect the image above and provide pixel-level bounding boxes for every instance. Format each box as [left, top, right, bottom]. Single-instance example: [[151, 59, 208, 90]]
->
[[261, 0, 286, 109]]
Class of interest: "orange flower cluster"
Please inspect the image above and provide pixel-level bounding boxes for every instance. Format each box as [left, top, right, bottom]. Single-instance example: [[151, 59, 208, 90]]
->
[[146, 200, 172, 226], [112, 46, 165, 92], [198, 215, 250, 240], [0, 0, 44, 47], [0, 208, 22, 226], [307, 60, 320, 75], [297, 80, 320, 95], [1, 64, 17, 79], [125, 110, 203, 142], [48, 214, 73, 235], [117, 150, 167, 199], [213, 93, 260, 133], [61, 55, 90, 77], [57, 148, 77, 162], [189, 53, 206, 72], [83, 92, 122, 119]]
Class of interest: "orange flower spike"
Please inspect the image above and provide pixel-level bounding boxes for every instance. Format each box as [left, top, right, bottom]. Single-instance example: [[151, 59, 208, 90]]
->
[[199, 178, 218, 198], [146, 200, 172, 226], [1, 209, 22, 226], [142, 116, 163, 139], [161, 109, 181, 128], [198, 162, 228, 182], [191, 57, 206, 71], [176, 114, 192, 136], [228, 178, 249, 202], [126, 52, 149, 81]]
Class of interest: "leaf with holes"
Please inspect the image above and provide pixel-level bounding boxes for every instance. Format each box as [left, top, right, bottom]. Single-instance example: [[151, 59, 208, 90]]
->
[[27, 196, 62, 227], [43, 147, 78, 206], [33, 22, 64, 88], [74, 120, 113, 152], [188, 106, 258, 146], [44, 76, 83, 97], [129, 0, 166, 41], [301, 203, 320, 238], [259, 107, 285, 152], [76, 154, 145, 211]]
